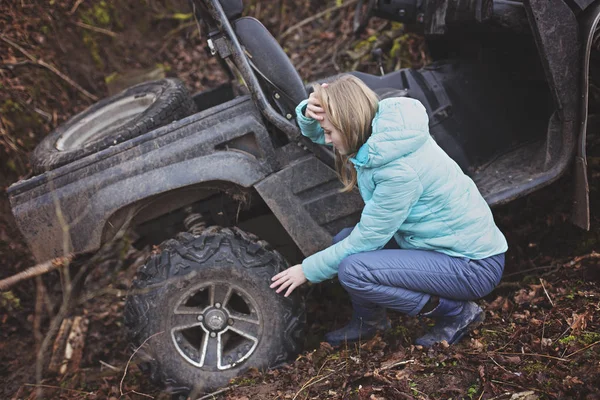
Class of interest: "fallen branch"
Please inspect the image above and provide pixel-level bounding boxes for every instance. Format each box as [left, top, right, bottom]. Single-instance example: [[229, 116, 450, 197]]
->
[[280, 0, 359, 39], [0, 35, 98, 101], [0, 255, 73, 291]]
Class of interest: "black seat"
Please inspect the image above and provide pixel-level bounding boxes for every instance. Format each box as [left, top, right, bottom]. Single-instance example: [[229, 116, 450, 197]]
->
[[233, 17, 307, 115]]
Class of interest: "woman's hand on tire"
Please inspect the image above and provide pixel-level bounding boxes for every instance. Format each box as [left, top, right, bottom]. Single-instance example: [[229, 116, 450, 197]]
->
[[271, 264, 307, 297]]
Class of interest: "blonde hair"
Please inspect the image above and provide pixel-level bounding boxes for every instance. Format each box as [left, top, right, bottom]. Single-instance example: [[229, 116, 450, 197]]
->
[[312, 75, 379, 192]]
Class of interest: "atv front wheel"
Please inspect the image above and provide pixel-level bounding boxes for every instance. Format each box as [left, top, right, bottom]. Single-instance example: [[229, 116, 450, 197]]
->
[[124, 227, 304, 395]]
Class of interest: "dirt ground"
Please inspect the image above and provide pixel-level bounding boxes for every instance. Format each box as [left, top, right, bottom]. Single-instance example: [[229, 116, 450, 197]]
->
[[1, 1, 599, 399]]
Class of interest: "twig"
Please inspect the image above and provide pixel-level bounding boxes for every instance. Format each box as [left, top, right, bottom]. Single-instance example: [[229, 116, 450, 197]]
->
[[564, 251, 600, 266], [376, 359, 415, 372], [0, 255, 73, 291], [0, 35, 98, 101], [500, 251, 599, 279], [23, 383, 93, 396], [280, 0, 359, 39], [34, 277, 45, 354], [99, 360, 120, 372], [490, 351, 568, 362], [0, 60, 36, 70], [566, 340, 600, 358], [490, 380, 547, 395], [69, 0, 85, 15], [293, 365, 344, 400], [539, 278, 554, 307], [120, 331, 164, 396], [502, 265, 558, 278], [74, 21, 117, 37], [197, 385, 237, 400], [488, 356, 518, 376], [126, 390, 155, 399]]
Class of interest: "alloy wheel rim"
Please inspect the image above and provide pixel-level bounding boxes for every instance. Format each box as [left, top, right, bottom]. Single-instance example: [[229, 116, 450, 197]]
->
[[170, 281, 262, 371], [55, 93, 157, 151]]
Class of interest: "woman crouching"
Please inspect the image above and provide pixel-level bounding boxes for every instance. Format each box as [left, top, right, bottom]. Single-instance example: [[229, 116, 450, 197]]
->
[[270, 74, 507, 347]]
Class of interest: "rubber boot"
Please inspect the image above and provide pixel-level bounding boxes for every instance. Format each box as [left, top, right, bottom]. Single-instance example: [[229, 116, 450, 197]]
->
[[325, 304, 391, 347], [415, 299, 484, 347]]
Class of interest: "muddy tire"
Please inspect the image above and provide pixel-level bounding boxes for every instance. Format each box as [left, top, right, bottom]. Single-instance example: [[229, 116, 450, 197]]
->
[[31, 78, 196, 173], [123, 227, 305, 396]]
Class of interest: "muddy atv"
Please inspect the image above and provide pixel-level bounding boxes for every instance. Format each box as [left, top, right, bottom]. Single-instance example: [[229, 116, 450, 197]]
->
[[6, 0, 600, 395]]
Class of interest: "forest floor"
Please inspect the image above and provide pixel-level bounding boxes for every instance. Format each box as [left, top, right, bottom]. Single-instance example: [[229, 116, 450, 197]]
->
[[1, 1, 599, 399]]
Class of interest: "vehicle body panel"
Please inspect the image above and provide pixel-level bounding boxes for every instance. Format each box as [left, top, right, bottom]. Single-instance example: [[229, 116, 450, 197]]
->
[[8, 96, 276, 262]]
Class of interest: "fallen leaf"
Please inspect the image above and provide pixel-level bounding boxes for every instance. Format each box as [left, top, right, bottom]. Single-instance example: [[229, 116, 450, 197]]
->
[[488, 296, 505, 311], [470, 338, 485, 352], [563, 375, 584, 387], [505, 356, 521, 364], [568, 311, 591, 332]]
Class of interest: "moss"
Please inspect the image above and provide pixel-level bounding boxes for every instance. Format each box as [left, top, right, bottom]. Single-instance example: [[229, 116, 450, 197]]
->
[[523, 361, 546, 375], [559, 335, 577, 345], [229, 377, 257, 386], [92, 1, 111, 26], [81, 1, 120, 29], [1, 291, 21, 311], [390, 324, 410, 338], [579, 332, 600, 345]]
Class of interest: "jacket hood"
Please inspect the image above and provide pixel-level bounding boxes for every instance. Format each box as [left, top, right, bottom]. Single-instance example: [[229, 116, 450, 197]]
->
[[350, 97, 430, 168]]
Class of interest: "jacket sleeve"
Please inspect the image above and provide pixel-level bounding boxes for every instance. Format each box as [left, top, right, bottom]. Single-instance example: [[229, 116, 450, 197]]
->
[[301, 163, 423, 283], [295, 99, 327, 145]]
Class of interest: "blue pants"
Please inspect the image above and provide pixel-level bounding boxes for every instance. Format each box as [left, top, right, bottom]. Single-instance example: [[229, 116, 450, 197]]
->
[[333, 227, 505, 316]]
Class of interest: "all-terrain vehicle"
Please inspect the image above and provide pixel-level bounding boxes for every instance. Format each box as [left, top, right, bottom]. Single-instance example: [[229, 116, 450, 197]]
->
[[7, 0, 600, 395]]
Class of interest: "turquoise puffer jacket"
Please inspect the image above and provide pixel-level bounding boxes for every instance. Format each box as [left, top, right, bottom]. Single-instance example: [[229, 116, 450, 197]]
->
[[296, 97, 508, 283]]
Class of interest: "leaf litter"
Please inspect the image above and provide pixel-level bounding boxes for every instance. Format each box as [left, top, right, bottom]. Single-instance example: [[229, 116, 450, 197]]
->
[[0, 1, 599, 399]]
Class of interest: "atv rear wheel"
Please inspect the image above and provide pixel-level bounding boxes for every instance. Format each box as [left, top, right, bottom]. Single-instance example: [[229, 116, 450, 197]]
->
[[31, 78, 196, 173], [124, 227, 305, 395]]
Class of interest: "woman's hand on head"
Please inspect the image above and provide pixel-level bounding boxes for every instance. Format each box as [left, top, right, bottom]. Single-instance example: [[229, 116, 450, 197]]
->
[[270, 264, 307, 297], [305, 83, 328, 121]]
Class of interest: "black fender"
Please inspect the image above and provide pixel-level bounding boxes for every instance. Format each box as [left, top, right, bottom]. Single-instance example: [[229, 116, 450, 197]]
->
[[8, 96, 276, 262]]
